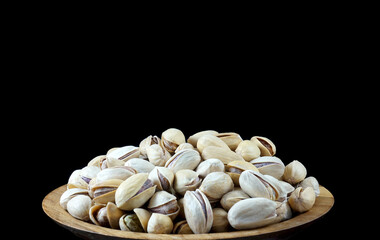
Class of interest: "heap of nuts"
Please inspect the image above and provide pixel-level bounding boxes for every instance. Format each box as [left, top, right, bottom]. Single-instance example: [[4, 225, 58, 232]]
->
[[60, 128, 320, 234]]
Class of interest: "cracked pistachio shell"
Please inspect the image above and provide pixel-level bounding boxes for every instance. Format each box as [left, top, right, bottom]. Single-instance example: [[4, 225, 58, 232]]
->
[[173, 220, 193, 234], [250, 136, 276, 156], [212, 208, 229, 233], [147, 213, 173, 234], [96, 166, 136, 183], [115, 173, 156, 210], [124, 158, 155, 174], [67, 195, 92, 221], [275, 201, 292, 222], [216, 132, 243, 151], [297, 176, 320, 197], [148, 166, 174, 192], [282, 160, 307, 185], [201, 146, 244, 165], [187, 130, 218, 147], [264, 175, 294, 202], [139, 135, 160, 158], [174, 169, 202, 196], [89, 202, 124, 229], [161, 128, 186, 154], [235, 140, 261, 161], [228, 198, 278, 230], [147, 191, 179, 220], [226, 160, 259, 186], [91, 179, 123, 204], [87, 155, 106, 169], [60, 188, 89, 210], [250, 156, 285, 179], [197, 134, 230, 154], [107, 146, 140, 163], [184, 189, 213, 234], [239, 170, 280, 201], [220, 188, 250, 211], [67, 169, 88, 189], [195, 158, 225, 179], [146, 144, 171, 167], [199, 172, 234, 203], [119, 208, 151, 232], [164, 149, 201, 173], [288, 187, 316, 213], [175, 142, 195, 153]]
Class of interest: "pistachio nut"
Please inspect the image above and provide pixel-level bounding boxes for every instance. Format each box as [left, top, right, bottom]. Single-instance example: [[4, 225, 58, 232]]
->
[[60, 188, 89, 210], [139, 135, 160, 158], [250, 136, 276, 156], [297, 176, 320, 197], [239, 170, 280, 201], [147, 213, 173, 234], [66, 195, 92, 221], [89, 202, 124, 229], [212, 208, 229, 233], [228, 197, 278, 230], [119, 208, 151, 232], [161, 128, 186, 154], [146, 144, 171, 167], [196, 134, 230, 154], [124, 158, 155, 174], [184, 189, 213, 234], [288, 187, 316, 213], [225, 160, 259, 186], [250, 156, 285, 179], [235, 140, 261, 161], [95, 166, 136, 183], [220, 187, 250, 211], [107, 146, 140, 163], [115, 173, 156, 210], [187, 130, 218, 147], [275, 201, 292, 222], [173, 169, 202, 196], [195, 158, 225, 179], [199, 172, 234, 203], [282, 160, 307, 185], [175, 142, 194, 153], [147, 191, 179, 220], [87, 155, 106, 169], [90, 179, 123, 204], [148, 166, 174, 192], [201, 146, 244, 165], [67, 169, 88, 189], [216, 132, 243, 151], [264, 175, 294, 202], [173, 220, 193, 234], [164, 149, 201, 173]]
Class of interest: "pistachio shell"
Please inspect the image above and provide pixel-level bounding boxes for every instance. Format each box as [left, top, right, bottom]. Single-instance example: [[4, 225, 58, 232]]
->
[[226, 160, 259, 186], [173, 220, 193, 234], [250, 136, 276, 156], [216, 132, 243, 151], [60, 188, 89, 210], [124, 158, 155, 173], [146, 144, 171, 167], [148, 166, 174, 192], [147, 191, 179, 220], [288, 187, 316, 213], [197, 134, 230, 154], [147, 213, 173, 234], [199, 172, 233, 203], [107, 146, 140, 162], [96, 167, 136, 183], [235, 140, 261, 161], [67, 195, 92, 221], [165, 149, 201, 173], [239, 170, 280, 201], [250, 156, 285, 179], [115, 173, 156, 210], [161, 128, 186, 154], [174, 169, 202, 196], [184, 189, 213, 234], [228, 198, 278, 230], [212, 208, 229, 232], [220, 188, 250, 211], [187, 130, 218, 147], [201, 146, 244, 165], [297, 176, 320, 197], [195, 158, 225, 179], [282, 160, 307, 185]]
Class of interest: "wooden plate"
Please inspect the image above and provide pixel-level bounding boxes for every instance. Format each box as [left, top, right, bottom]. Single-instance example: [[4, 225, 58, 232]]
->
[[42, 185, 334, 240]]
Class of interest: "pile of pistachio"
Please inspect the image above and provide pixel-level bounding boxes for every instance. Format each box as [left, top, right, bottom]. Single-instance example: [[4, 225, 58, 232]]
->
[[60, 128, 320, 234]]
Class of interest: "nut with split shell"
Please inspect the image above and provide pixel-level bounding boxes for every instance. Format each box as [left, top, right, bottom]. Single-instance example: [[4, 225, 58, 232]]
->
[[184, 189, 213, 234], [195, 158, 225, 179], [60, 188, 89, 210], [148, 166, 174, 192], [288, 186, 316, 213], [175, 142, 194, 153], [201, 146, 244, 165], [196, 134, 230, 154], [89, 202, 124, 229], [161, 128, 186, 154], [199, 172, 234, 203], [187, 130, 218, 147], [147, 191, 179, 220], [239, 170, 280, 201], [228, 197, 278, 230], [225, 160, 259, 186], [146, 144, 171, 167], [107, 146, 140, 163], [119, 208, 151, 232], [250, 156, 285, 179], [139, 135, 160, 158], [164, 149, 201, 173], [124, 158, 155, 174], [220, 187, 250, 211], [216, 132, 243, 151], [250, 136, 276, 156], [235, 140, 261, 161], [115, 173, 156, 211], [174, 169, 202, 196], [297, 176, 320, 197], [67, 195, 92, 221], [95, 166, 137, 183], [90, 179, 123, 204], [282, 160, 307, 185], [173, 220, 193, 234], [147, 213, 173, 234]]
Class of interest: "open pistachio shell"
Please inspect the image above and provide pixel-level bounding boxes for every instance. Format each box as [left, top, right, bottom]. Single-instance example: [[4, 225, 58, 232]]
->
[[147, 191, 179, 220], [250, 156, 285, 179], [60, 188, 89, 210], [173, 220, 193, 234], [228, 198, 278, 230], [201, 146, 244, 165], [239, 170, 280, 201], [184, 189, 213, 234], [161, 128, 186, 154], [107, 146, 140, 162], [226, 160, 259, 186], [174, 169, 202, 196], [148, 166, 174, 192], [220, 188, 250, 211], [187, 130, 218, 147], [216, 132, 243, 151], [165, 149, 201, 174], [235, 140, 261, 161], [91, 179, 123, 204], [115, 173, 156, 211], [197, 134, 230, 154], [250, 136, 276, 156]]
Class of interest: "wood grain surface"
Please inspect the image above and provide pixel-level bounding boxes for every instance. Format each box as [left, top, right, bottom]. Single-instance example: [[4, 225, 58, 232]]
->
[[42, 185, 334, 240]]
